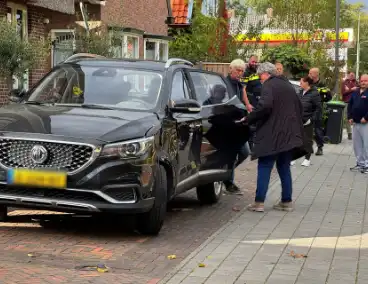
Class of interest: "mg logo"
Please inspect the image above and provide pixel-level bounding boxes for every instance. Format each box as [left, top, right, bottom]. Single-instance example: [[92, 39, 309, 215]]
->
[[30, 145, 48, 164]]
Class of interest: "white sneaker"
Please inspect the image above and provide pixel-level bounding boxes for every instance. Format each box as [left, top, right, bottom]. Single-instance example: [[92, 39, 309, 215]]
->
[[301, 159, 311, 167], [290, 161, 296, 166]]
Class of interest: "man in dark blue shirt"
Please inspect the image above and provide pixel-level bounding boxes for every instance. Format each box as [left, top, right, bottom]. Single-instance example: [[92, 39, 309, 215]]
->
[[348, 74, 368, 173]]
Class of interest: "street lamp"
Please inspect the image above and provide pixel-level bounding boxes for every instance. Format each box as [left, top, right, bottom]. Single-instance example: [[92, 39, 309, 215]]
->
[[334, 0, 340, 94]]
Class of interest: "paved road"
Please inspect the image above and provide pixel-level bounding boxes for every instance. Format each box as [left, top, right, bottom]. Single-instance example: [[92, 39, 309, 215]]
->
[[0, 160, 263, 283], [160, 139, 368, 284]]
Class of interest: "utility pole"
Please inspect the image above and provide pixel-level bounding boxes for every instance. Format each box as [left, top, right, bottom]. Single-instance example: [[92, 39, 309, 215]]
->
[[356, 12, 361, 78], [334, 0, 340, 95]]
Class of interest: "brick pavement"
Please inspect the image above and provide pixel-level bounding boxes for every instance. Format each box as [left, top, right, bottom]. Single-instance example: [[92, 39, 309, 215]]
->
[[0, 159, 264, 283], [160, 139, 368, 284]]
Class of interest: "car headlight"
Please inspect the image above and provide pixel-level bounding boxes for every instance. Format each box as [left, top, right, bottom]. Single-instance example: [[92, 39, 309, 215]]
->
[[100, 137, 154, 159]]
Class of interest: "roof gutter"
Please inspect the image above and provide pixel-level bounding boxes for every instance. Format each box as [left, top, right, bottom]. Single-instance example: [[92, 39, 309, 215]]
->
[[165, 0, 174, 25]]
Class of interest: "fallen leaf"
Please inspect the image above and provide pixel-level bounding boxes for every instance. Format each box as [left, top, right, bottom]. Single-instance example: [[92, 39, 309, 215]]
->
[[167, 255, 177, 260], [27, 253, 34, 257], [232, 207, 241, 212], [96, 264, 109, 273], [198, 263, 206, 267], [289, 250, 307, 258]]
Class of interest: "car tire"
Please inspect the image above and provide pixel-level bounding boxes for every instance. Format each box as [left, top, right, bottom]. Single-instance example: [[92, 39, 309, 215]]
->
[[196, 181, 223, 205], [136, 165, 167, 235]]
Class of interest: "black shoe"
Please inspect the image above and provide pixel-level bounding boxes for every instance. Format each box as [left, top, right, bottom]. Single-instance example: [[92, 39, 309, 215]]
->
[[348, 133, 352, 140], [361, 167, 368, 174], [224, 182, 242, 195], [315, 147, 323, 156]]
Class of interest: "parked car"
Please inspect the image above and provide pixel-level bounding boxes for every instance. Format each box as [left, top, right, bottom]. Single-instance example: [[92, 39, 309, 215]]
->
[[0, 54, 249, 235], [289, 79, 301, 94]]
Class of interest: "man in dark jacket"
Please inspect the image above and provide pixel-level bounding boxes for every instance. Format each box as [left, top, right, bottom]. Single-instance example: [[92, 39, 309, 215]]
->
[[348, 74, 368, 174], [341, 71, 359, 140], [309, 67, 332, 156], [246, 62, 304, 212]]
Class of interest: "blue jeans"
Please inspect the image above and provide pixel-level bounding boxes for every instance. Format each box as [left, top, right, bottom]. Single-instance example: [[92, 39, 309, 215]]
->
[[229, 142, 250, 183], [255, 151, 293, 203]]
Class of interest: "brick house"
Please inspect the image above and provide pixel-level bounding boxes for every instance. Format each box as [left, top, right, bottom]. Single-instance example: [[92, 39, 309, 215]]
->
[[0, 0, 170, 103], [48, 0, 171, 67]]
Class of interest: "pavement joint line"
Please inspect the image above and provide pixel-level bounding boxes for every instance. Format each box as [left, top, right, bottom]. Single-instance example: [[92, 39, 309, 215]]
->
[[158, 168, 281, 284], [354, 170, 368, 284], [262, 158, 329, 284], [293, 153, 349, 284], [165, 155, 320, 284], [324, 156, 356, 284]]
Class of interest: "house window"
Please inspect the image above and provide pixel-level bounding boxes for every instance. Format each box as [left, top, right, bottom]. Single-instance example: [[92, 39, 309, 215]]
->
[[201, 0, 218, 16], [7, 2, 28, 90], [111, 33, 139, 59], [51, 29, 75, 67], [144, 39, 169, 61]]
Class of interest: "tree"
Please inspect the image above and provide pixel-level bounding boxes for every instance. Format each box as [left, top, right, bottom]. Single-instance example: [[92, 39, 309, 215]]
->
[[0, 20, 49, 91], [261, 44, 311, 78], [169, 1, 263, 63], [73, 27, 116, 58]]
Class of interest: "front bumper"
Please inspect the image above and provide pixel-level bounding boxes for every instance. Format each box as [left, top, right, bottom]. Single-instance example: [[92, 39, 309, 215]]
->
[[0, 157, 158, 214]]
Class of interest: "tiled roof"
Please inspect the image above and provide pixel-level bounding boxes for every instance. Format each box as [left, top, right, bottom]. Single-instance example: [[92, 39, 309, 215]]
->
[[171, 0, 193, 25]]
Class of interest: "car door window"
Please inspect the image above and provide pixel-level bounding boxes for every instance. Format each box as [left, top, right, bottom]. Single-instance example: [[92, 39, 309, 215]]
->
[[189, 72, 229, 106], [171, 71, 190, 102]]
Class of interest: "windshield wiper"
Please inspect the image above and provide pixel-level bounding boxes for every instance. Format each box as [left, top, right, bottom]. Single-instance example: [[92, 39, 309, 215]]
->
[[24, 101, 53, 106], [80, 104, 115, 110]]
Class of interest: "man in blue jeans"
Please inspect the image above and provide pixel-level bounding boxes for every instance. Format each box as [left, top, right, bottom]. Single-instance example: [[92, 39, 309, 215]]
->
[[246, 63, 304, 212]]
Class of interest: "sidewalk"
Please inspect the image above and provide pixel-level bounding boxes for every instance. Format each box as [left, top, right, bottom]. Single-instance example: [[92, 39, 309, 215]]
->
[[160, 139, 368, 284]]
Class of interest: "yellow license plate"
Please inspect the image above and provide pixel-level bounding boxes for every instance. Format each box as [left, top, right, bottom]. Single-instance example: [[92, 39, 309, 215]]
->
[[7, 169, 67, 188]]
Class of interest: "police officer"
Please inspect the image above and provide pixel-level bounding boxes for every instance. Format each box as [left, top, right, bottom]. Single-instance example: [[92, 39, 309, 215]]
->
[[240, 55, 262, 150], [309, 67, 332, 156]]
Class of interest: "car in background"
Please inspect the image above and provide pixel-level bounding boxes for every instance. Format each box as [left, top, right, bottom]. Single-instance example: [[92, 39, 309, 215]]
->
[[0, 55, 249, 235]]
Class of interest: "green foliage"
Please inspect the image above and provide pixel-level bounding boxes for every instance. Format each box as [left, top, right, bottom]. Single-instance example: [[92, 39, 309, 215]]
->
[[261, 44, 311, 78], [169, 1, 263, 63], [0, 19, 49, 89], [73, 28, 115, 58]]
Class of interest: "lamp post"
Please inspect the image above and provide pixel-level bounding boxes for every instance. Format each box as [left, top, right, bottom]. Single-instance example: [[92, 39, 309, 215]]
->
[[334, 0, 340, 94], [356, 12, 361, 78]]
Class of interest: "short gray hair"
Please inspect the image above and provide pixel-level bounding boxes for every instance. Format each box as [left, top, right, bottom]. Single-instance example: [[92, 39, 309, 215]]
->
[[257, 62, 277, 76], [229, 59, 246, 70]]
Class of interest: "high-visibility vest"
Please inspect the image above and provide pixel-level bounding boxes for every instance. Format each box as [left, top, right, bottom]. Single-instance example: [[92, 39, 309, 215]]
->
[[240, 74, 260, 84]]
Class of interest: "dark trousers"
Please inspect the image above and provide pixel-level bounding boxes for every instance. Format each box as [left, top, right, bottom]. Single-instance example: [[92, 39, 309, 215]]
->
[[255, 151, 293, 203], [314, 119, 324, 148], [227, 142, 250, 184]]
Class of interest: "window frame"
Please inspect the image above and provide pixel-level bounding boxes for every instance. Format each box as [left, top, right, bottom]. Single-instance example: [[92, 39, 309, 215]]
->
[[187, 70, 232, 107], [143, 38, 169, 61], [110, 31, 140, 59], [50, 29, 75, 68], [169, 70, 191, 103]]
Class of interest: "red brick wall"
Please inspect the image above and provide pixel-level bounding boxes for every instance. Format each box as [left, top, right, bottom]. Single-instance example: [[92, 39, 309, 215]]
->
[[0, 0, 7, 104], [28, 6, 48, 88], [101, 0, 168, 36]]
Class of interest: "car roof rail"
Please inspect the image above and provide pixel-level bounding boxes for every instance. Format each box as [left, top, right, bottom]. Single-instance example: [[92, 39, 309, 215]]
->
[[165, 58, 194, 69], [63, 53, 106, 63]]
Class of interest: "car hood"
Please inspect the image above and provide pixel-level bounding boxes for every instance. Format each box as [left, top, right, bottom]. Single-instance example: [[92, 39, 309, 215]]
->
[[0, 104, 160, 143]]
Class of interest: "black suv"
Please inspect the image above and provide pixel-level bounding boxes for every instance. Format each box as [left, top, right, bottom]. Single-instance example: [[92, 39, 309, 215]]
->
[[0, 54, 249, 234]]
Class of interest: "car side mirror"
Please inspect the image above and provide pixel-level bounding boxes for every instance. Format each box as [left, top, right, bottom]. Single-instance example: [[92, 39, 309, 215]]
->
[[170, 99, 201, 114], [9, 89, 26, 103]]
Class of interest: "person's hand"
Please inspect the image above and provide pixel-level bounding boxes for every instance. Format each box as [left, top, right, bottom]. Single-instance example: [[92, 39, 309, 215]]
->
[[352, 86, 359, 91], [246, 104, 253, 113], [345, 85, 349, 91], [361, 118, 367, 124], [349, 119, 354, 125]]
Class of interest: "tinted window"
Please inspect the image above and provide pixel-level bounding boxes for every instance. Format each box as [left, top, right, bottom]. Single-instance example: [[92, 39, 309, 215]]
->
[[190, 72, 229, 105], [171, 71, 190, 101], [26, 65, 163, 110]]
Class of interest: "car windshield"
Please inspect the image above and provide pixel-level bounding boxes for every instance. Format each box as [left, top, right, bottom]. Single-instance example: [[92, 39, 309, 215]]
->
[[26, 65, 163, 110]]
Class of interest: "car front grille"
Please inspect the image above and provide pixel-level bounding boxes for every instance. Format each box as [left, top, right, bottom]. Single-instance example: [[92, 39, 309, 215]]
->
[[0, 138, 94, 174], [104, 188, 136, 202], [0, 186, 105, 203]]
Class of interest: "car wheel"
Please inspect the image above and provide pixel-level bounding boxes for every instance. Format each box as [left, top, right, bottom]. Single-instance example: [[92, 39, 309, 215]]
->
[[196, 181, 224, 205], [136, 165, 167, 235]]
